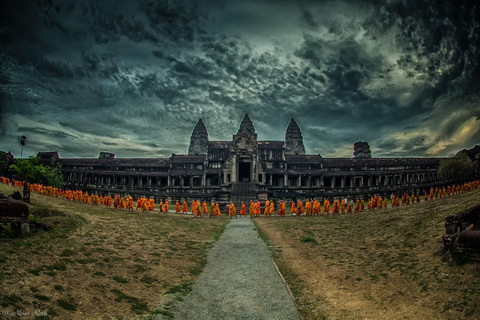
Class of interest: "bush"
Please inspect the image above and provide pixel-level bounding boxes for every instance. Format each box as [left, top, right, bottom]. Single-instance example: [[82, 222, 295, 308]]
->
[[300, 235, 317, 243]]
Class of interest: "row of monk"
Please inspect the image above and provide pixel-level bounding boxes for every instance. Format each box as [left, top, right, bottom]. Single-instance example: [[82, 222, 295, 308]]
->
[[1, 178, 479, 217]]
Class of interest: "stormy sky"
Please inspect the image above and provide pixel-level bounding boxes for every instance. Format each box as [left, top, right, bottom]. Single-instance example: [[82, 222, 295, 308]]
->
[[1, 0, 479, 159]]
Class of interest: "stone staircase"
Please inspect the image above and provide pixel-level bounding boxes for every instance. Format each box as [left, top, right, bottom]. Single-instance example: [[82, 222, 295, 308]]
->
[[230, 182, 257, 210]]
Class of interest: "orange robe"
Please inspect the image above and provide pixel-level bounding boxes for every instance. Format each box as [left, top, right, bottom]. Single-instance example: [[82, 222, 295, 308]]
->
[[240, 204, 246, 216]]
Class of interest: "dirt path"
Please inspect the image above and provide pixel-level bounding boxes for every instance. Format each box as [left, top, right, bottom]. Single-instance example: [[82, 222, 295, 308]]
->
[[171, 218, 301, 319]]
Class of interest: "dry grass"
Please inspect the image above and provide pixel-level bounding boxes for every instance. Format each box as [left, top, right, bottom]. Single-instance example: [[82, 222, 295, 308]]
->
[[0, 184, 228, 319], [255, 188, 480, 320]]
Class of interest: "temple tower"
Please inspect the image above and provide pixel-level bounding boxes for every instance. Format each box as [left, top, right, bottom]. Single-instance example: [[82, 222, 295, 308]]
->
[[353, 141, 372, 158], [188, 119, 208, 155], [285, 118, 306, 155]]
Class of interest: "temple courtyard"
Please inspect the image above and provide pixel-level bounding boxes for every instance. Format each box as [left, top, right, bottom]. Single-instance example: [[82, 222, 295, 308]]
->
[[1, 183, 479, 319]]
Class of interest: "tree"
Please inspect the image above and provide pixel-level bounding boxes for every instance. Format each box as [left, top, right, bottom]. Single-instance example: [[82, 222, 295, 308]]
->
[[438, 153, 474, 182], [9, 156, 47, 184], [45, 157, 64, 189], [9, 156, 64, 188], [20, 136, 27, 159]]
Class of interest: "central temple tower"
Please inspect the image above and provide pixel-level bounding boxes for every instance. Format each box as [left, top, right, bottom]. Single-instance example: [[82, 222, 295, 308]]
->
[[231, 114, 258, 182]]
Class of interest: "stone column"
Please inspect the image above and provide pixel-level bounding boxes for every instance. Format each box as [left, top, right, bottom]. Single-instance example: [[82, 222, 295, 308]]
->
[[341, 177, 345, 188], [320, 176, 324, 187]]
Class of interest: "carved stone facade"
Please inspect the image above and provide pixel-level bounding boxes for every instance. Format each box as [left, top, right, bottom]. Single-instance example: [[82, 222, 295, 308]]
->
[[36, 114, 477, 205]]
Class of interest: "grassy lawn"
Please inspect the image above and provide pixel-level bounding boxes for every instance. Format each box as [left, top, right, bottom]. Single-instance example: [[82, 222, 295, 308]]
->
[[255, 188, 480, 320], [0, 184, 228, 319]]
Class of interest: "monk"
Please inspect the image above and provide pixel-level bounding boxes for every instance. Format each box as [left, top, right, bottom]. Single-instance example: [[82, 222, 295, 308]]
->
[[378, 196, 383, 209], [126, 197, 134, 211], [332, 198, 340, 215], [215, 202, 221, 216], [136, 198, 143, 210], [291, 201, 296, 216], [354, 199, 360, 213], [239, 203, 247, 217], [305, 200, 311, 216], [209, 202, 216, 218], [249, 201, 255, 218], [202, 201, 208, 215], [255, 200, 261, 216], [383, 197, 387, 209], [297, 200, 304, 216], [194, 200, 202, 218], [340, 199, 346, 214], [264, 200, 270, 216], [191, 200, 196, 215], [159, 200, 164, 213], [182, 201, 188, 214], [322, 198, 329, 215], [346, 202, 352, 213], [119, 197, 126, 210], [312, 200, 319, 215], [360, 199, 365, 211], [175, 201, 180, 213], [269, 201, 274, 217], [229, 202, 237, 218], [164, 200, 169, 213]]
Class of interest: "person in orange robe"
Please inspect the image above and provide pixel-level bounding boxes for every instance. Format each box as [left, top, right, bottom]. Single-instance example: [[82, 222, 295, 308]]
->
[[249, 201, 255, 218], [126, 197, 134, 211], [175, 201, 180, 213], [194, 200, 202, 218], [240, 203, 246, 216], [305, 200, 311, 216], [264, 200, 270, 216], [159, 200, 164, 213], [354, 199, 360, 213], [269, 201, 274, 217], [312, 200, 318, 215], [164, 200, 169, 213], [182, 201, 187, 214], [340, 199, 346, 214], [322, 199, 329, 215], [332, 198, 340, 214], [291, 201, 296, 216], [297, 201, 304, 216], [383, 197, 387, 209], [215, 202, 221, 216], [255, 200, 261, 216], [119, 197, 126, 210], [229, 202, 237, 218], [429, 187, 434, 199], [378, 197, 383, 209], [136, 198, 142, 210], [360, 199, 365, 211], [346, 202, 352, 213], [203, 201, 208, 215], [209, 202, 216, 218]]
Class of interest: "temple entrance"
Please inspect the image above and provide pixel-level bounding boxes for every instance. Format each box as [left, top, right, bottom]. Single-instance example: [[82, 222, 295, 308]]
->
[[238, 162, 251, 182]]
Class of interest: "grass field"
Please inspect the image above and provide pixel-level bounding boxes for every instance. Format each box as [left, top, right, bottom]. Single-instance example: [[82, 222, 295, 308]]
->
[[254, 188, 480, 320], [0, 184, 228, 319]]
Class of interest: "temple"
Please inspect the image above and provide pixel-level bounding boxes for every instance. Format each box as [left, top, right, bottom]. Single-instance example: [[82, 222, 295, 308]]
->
[[36, 114, 470, 206]]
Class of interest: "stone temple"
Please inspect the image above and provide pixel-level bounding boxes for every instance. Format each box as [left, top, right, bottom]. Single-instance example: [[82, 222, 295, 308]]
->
[[38, 114, 454, 206]]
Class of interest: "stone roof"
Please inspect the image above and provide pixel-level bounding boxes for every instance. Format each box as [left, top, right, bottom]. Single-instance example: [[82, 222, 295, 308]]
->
[[37, 151, 60, 159], [285, 155, 322, 163], [257, 141, 283, 149], [57, 158, 170, 167], [207, 141, 232, 148], [188, 119, 208, 155], [171, 154, 206, 163], [322, 158, 441, 167]]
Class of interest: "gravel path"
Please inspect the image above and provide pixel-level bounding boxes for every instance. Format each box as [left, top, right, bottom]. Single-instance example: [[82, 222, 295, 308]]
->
[[172, 218, 301, 320]]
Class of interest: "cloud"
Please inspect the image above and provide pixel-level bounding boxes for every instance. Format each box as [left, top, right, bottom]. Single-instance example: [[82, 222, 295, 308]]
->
[[0, 0, 479, 159]]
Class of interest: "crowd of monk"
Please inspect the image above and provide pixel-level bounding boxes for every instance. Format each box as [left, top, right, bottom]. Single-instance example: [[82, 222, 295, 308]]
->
[[1, 177, 478, 218]]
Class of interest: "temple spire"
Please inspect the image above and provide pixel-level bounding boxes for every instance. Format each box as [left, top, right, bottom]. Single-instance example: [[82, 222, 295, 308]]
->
[[285, 118, 306, 155], [188, 119, 208, 155], [237, 113, 256, 134]]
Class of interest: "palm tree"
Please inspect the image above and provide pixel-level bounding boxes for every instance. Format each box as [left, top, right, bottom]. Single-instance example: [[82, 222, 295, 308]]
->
[[20, 136, 27, 158]]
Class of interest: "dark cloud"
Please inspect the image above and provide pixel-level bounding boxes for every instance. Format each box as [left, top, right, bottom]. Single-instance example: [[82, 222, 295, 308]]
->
[[0, 0, 479, 158]]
